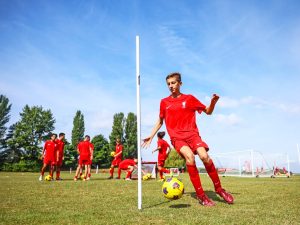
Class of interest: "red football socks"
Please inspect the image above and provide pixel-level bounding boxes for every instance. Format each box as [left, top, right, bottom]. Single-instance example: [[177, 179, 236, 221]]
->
[[204, 159, 222, 191], [186, 164, 204, 197], [126, 171, 132, 179], [110, 168, 114, 177]]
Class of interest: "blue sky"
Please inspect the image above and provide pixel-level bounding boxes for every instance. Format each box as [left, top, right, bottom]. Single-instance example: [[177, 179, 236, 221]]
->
[[1, 0, 300, 172]]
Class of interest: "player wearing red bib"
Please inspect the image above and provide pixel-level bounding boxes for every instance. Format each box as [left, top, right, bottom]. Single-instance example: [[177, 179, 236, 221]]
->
[[55, 133, 65, 180], [108, 138, 123, 179], [142, 72, 234, 206], [152, 131, 171, 181], [74, 135, 93, 181], [117, 158, 138, 180], [39, 133, 57, 181]]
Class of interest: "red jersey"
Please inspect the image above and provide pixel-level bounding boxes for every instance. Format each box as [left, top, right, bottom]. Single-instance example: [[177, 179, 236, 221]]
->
[[43, 140, 56, 161], [159, 94, 206, 141], [119, 159, 136, 170], [157, 139, 170, 161], [78, 141, 91, 160], [115, 143, 123, 160], [56, 139, 65, 159]]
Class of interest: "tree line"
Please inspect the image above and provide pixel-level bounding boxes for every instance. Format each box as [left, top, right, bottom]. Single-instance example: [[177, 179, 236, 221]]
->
[[0, 94, 138, 171]]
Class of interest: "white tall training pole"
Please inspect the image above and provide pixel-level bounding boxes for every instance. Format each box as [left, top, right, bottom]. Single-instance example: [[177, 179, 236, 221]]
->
[[136, 35, 142, 210]]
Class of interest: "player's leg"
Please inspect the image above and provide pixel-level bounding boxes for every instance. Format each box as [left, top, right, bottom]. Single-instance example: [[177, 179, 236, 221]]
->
[[108, 164, 114, 179], [117, 167, 121, 179], [74, 164, 82, 181], [125, 166, 134, 180], [180, 146, 215, 206], [39, 163, 48, 181], [197, 147, 234, 204], [84, 164, 88, 180]]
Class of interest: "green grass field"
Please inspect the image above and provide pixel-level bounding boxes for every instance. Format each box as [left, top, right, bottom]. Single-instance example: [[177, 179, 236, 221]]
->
[[0, 172, 299, 225]]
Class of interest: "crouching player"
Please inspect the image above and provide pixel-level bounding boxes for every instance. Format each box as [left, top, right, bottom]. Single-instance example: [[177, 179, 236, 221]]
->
[[74, 135, 93, 181], [108, 138, 123, 179], [39, 133, 57, 181], [117, 158, 138, 180], [152, 131, 171, 181]]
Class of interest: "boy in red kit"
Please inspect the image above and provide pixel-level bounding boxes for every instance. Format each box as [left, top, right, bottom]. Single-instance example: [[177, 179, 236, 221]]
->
[[142, 72, 234, 206], [55, 133, 65, 180], [74, 135, 93, 181], [86, 141, 94, 180], [39, 133, 57, 181], [117, 158, 138, 180], [152, 131, 171, 181], [108, 138, 123, 179]]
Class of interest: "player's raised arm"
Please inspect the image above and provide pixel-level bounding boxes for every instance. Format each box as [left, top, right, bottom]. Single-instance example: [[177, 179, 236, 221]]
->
[[142, 117, 163, 148], [204, 94, 219, 115]]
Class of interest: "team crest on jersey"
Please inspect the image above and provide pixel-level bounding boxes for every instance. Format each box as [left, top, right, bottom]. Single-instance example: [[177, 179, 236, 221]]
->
[[182, 101, 186, 108]]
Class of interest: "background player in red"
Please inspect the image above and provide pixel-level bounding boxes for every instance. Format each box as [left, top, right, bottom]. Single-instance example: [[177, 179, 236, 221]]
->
[[87, 141, 94, 180], [74, 135, 93, 181], [117, 158, 138, 180], [108, 138, 123, 179], [55, 132, 65, 180], [152, 131, 171, 181], [142, 72, 234, 206], [39, 133, 57, 181]]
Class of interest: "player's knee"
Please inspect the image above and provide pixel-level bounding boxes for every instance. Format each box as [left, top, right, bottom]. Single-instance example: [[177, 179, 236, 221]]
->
[[199, 154, 209, 163], [185, 153, 195, 165]]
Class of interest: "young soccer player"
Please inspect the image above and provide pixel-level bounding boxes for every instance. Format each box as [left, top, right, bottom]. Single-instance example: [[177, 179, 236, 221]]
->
[[142, 72, 234, 206], [152, 131, 171, 181], [39, 133, 57, 181], [108, 138, 123, 179], [74, 135, 93, 181], [55, 132, 65, 180], [117, 158, 138, 180], [86, 141, 94, 180]]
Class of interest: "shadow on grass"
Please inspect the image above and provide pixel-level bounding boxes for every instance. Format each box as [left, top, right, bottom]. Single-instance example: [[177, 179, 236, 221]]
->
[[142, 200, 171, 209], [169, 204, 191, 208]]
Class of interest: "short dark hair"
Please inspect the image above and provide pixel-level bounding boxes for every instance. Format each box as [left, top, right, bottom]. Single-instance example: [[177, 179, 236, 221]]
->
[[166, 72, 181, 82], [59, 133, 65, 137], [85, 135, 90, 140], [157, 131, 166, 139]]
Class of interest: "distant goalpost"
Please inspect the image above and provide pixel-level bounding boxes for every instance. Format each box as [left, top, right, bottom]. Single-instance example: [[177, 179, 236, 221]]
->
[[210, 149, 291, 178]]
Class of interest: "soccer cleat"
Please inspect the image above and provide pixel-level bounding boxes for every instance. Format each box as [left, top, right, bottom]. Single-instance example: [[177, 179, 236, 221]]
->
[[115, 177, 120, 179], [74, 177, 78, 181], [86, 177, 90, 181], [107, 176, 113, 179], [198, 194, 216, 206], [158, 178, 165, 182], [216, 188, 234, 204], [39, 175, 43, 181], [125, 178, 132, 181], [56, 177, 63, 181]]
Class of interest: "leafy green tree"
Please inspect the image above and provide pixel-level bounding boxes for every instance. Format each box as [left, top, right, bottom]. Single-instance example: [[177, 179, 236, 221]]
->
[[12, 105, 55, 161], [91, 134, 110, 168], [124, 112, 137, 158], [71, 110, 85, 148], [109, 112, 124, 150], [1, 123, 23, 163], [63, 138, 77, 169], [165, 149, 185, 168], [0, 95, 11, 149]]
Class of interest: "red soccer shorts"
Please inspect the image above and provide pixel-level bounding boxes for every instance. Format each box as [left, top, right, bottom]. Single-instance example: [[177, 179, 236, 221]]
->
[[43, 158, 56, 166], [112, 158, 122, 167], [79, 157, 90, 166], [171, 134, 209, 155], [158, 160, 166, 167]]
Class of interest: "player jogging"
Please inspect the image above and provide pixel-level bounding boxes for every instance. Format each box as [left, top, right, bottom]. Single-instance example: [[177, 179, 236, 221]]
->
[[142, 72, 234, 206], [55, 132, 65, 180], [39, 133, 57, 181], [108, 138, 123, 179], [152, 131, 171, 181], [87, 141, 94, 180]]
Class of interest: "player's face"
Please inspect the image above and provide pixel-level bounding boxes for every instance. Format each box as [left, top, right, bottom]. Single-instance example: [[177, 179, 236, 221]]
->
[[166, 77, 181, 95]]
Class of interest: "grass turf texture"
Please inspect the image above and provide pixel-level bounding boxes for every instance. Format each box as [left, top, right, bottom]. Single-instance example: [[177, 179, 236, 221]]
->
[[0, 172, 299, 225]]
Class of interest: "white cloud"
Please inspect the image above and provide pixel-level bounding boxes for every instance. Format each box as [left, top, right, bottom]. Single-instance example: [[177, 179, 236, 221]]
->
[[214, 113, 242, 126]]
